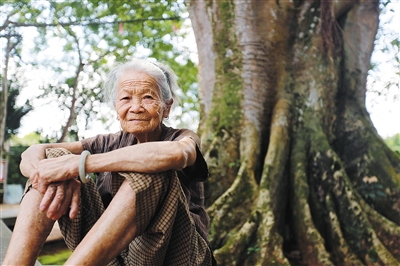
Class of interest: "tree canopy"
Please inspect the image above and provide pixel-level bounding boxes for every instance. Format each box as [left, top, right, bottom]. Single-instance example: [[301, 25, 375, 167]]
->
[[1, 0, 199, 142]]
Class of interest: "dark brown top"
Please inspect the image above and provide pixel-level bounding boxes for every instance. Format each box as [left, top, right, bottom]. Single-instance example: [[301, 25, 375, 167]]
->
[[80, 123, 210, 241]]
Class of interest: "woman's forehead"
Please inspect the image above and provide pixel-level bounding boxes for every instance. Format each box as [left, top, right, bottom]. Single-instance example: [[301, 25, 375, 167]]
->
[[118, 70, 158, 91]]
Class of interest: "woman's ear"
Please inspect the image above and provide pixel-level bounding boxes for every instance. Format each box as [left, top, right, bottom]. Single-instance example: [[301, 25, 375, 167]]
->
[[164, 99, 173, 118]]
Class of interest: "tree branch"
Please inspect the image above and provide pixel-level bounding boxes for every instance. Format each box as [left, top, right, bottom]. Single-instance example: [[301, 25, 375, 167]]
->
[[8, 16, 184, 28], [58, 26, 84, 143], [0, 9, 19, 32]]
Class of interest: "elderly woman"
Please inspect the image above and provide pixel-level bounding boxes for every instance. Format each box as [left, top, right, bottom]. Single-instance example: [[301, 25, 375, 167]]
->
[[4, 58, 214, 265]]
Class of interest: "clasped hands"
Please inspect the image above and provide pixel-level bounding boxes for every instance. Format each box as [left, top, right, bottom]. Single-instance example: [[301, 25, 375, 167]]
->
[[30, 154, 82, 221]]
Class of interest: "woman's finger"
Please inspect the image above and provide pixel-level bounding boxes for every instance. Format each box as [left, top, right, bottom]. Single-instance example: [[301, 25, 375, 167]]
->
[[46, 183, 65, 220], [54, 181, 74, 220], [31, 171, 48, 195], [69, 180, 81, 219], [39, 185, 57, 212]]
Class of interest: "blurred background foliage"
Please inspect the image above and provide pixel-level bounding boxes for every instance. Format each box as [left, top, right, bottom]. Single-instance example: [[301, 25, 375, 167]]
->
[[1, 0, 198, 143], [384, 133, 400, 154]]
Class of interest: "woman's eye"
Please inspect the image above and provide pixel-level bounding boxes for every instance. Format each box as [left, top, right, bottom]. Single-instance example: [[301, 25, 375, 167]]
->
[[120, 96, 129, 101], [142, 95, 156, 104]]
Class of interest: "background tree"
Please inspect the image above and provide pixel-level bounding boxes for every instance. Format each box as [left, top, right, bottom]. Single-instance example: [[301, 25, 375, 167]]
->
[[2, 78, 33, 188], [3, 77, 33, 141], [3, 0, 199, 141], [0, 30, 22, 160], [188, 0, 400, 265]]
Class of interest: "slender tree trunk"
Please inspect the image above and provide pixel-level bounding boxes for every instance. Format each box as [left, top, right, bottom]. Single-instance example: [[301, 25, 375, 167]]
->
[[1, 34, 13, 160], [57, 62, 84, 143], [188, 0, 400, 265]]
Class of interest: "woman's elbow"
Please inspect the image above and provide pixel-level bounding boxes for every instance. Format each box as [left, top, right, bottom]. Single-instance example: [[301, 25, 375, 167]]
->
[[171, 149, 187, 170], [175, 142, 196, 170]]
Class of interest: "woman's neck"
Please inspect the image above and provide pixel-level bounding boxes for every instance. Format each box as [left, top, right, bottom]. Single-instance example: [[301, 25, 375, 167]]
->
[[135, 124, 164, 143]]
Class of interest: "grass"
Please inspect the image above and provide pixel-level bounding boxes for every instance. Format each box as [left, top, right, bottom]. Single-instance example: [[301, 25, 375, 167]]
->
[[38, 241, 71, 265], [38, 249, 72, 265]]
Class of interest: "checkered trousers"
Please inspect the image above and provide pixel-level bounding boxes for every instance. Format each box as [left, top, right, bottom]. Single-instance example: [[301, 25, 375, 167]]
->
[[45, 148, 213, 266]]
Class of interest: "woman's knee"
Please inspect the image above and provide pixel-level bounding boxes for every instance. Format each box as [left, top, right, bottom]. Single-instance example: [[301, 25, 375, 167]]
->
[[114, 179, 137, 204]]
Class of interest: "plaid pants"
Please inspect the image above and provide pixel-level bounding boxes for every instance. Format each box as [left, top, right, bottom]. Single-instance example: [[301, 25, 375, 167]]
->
[[41, 148, 213, 265]]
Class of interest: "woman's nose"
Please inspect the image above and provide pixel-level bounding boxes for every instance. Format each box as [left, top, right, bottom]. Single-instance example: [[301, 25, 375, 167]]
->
[[128, 98, 143, 112]]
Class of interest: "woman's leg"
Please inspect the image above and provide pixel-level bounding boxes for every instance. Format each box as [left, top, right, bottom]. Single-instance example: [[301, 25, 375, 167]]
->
[[64, 179, 138, 265], [3, 189, 55, 266], [65, 170, 182, 265]]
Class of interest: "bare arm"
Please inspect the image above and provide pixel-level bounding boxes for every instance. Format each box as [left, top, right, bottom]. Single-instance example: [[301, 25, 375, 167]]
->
[[86, 137, 197, 175], [31, 137, 196, 185]]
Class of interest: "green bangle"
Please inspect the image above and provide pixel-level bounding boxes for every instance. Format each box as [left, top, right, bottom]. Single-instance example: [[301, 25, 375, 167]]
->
[[78, 150, 91, 183]]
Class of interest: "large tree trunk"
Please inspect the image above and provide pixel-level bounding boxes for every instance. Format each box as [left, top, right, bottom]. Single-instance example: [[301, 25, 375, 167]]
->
[[188, 0, 400, 265]]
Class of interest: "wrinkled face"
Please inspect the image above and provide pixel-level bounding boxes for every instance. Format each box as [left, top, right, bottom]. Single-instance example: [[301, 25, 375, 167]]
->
[[115, 70, 170, 142]]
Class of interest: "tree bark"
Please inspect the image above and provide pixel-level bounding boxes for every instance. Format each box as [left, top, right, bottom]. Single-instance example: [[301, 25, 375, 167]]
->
[[0, 37, 11, 161], [188, 0, 400, 265], [0, 33, 21, 159]]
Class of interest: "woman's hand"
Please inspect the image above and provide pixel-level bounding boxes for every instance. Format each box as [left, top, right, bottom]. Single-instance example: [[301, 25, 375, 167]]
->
[[28, 154, 81, 220], [30, 154, 80, 193], [20, 144, 48, 178], [20, 142, 84, 179], [38, 179, 81, 220]]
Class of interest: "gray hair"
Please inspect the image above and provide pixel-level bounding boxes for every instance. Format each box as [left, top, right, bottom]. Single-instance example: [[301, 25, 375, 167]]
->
[[104, 58, 180, 109]]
